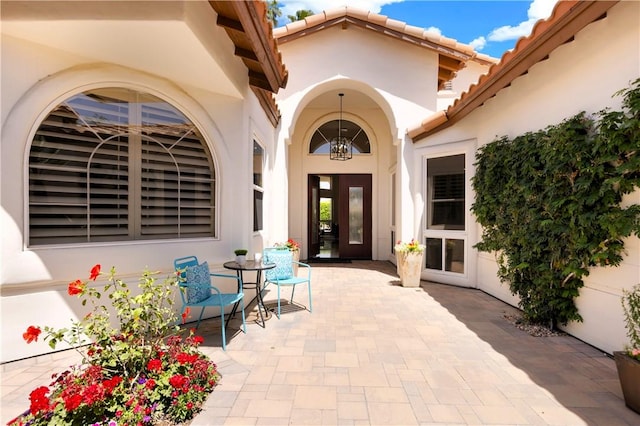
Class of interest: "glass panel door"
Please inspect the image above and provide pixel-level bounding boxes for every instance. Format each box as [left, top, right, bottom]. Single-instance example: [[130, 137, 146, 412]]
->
[[338, 174, 372, 259], [424, 154, 466, 276], [348, 187, 364, 244]]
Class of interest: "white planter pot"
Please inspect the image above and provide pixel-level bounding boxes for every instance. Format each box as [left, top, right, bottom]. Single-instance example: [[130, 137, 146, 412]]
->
[[397, 251, 424, 287], [236, 255, 247, 265]]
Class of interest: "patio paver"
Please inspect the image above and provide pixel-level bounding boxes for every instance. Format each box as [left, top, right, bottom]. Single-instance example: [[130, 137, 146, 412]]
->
[[2, 261, 639, 425]]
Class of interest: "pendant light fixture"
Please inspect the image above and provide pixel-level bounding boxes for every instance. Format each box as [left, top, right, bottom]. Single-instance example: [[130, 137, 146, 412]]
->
[[330, 93, 353, 161]]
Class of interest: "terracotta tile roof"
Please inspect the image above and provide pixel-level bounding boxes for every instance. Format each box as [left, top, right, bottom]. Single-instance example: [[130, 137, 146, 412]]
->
[[408, 0, 619, 141], [273, 6, 497, 90], [210, 0, 289, 126]]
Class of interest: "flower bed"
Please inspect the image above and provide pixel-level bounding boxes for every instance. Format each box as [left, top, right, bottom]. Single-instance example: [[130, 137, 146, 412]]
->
[[8, 265, 219, 426]]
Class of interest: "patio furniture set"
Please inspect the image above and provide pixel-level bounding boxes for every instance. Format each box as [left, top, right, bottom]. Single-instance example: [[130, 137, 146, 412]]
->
[[173, 249, 313, 350]]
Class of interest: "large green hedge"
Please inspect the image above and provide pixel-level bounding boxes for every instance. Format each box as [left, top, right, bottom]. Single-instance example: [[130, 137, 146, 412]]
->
[[472, 79, 640, 328]]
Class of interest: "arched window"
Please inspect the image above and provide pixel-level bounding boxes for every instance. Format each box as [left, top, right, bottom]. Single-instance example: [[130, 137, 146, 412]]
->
[[28, 88, 216, 245], [309, 119, 371, 155]]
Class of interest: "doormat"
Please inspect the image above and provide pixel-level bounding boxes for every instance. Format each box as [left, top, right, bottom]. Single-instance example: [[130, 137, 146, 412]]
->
[[304, 258, 352, 264]]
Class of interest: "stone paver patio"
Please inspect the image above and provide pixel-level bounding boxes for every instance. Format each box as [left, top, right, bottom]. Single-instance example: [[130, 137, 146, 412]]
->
[[2, 261, 639, 425]]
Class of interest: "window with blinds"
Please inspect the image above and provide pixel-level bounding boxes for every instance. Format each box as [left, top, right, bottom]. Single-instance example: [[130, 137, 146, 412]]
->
[[253, 141, 264, 232], [430, 174, 465, 229], [426, 154, 465, 230], [29, 88, 216, 246]]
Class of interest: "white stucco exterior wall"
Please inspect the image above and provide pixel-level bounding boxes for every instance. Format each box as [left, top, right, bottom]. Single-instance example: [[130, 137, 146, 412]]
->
[[414, 1, 640, 354], [274, 23, 489, 259], [0, 15, 280, 362]]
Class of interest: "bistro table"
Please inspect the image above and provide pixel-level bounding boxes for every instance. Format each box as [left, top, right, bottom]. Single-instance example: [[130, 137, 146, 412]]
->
[[223, 260, 275, 328]]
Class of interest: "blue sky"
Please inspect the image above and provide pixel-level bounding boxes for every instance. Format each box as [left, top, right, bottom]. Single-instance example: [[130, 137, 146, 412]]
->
[[275, 0, 559, 59]]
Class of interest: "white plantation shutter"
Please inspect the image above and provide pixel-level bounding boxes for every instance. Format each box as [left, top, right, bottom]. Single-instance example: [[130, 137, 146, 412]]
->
[[29, 88, 216, 246]]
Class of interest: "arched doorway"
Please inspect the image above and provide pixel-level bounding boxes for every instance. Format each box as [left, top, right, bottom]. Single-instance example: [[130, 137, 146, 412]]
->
[[281, 84, 398, 262]]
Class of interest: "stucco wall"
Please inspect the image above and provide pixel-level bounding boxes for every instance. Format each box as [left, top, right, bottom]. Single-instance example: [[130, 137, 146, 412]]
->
[[278, 24, 439, 114], [413, 1, 640, 354], [274, 23, 483, 259], [0, 33, 278, 362]]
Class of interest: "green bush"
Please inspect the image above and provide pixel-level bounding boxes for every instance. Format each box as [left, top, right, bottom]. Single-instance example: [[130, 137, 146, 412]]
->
[[472, 79, 640, 328]]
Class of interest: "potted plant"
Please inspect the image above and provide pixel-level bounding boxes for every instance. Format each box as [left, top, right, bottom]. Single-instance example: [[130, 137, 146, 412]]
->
[[234, 249, 248, 265], [614, 283, 640, 413], [394, 239, 425, 287]]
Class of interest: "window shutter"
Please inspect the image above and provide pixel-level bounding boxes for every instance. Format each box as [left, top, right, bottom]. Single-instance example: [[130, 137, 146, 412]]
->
[[29, 88, 216, 245]]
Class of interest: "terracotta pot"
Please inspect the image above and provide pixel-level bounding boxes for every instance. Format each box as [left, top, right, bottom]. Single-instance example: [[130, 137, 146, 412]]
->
[[614, 351, 640, 413]]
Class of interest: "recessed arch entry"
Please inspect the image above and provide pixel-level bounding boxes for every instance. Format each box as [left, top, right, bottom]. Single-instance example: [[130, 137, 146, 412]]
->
[[284, 82, 398, 262]]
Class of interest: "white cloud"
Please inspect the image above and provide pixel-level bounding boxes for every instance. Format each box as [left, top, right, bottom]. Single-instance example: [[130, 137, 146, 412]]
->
[[425, 26, 442, 37], [469, 36, 486, 51], [487, 0, 559, 42]]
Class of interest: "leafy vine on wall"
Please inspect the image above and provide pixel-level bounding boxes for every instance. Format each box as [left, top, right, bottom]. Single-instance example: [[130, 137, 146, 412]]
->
[[471, 78, 640, 328]]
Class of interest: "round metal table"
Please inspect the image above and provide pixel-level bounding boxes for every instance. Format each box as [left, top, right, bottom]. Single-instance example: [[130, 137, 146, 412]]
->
[[223, 260, 275, 327]]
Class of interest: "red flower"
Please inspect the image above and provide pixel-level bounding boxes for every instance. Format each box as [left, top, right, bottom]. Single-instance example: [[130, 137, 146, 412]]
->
[[169, 374, 187, 389], [28, 386, 50, 414], [186, 402, 194, 410], [181, 307, 191, 324], [63, 393, 82, 411], [103, 376, 122, 392], [23, 326, 41, 343], [147, 358, 163, 372], [89, 264, 101, 281], [192, 335, 204, 345], [145, 378, 156, 389], [176, 352, 198, 365], [67, 279, 85, 296], [82, 383, 104, 405]]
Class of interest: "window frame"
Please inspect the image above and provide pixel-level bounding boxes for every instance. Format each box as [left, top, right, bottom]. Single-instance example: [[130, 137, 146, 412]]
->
[[252, 139, 265, 232], [27, 87, 218, 246]]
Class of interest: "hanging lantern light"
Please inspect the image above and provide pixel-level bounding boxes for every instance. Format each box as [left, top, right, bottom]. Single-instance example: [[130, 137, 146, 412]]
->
[[330, 93, 353, 161]]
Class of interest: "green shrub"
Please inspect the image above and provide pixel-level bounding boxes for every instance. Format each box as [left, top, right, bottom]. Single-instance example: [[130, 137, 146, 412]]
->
[[472, 79, 640, 328]]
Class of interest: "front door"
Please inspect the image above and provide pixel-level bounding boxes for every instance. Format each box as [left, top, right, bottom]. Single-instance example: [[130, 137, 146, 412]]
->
[[338, 174, 372, 259], [307, 174, 372, 260]]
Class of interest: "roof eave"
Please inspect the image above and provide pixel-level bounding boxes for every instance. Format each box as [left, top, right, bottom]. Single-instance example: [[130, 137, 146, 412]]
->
[[210, 0, 288, 93]]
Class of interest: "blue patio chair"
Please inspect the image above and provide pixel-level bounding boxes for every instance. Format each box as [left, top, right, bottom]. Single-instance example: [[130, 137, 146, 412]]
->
[[174, 256, 246, 350], [263, 248, 313, 318]]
